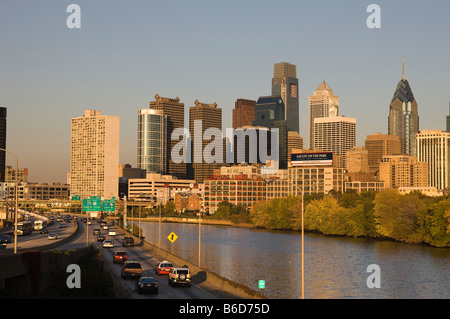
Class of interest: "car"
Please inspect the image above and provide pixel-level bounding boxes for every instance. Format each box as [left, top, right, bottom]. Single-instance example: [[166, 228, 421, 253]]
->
[[0, 243, 6, 249], [121, 261, 142, 279], [102, 240, 114, 248], [0, 234, 12, 244], [81, 217, 87, 223], [93, 228, 101, 235], [48, 233, 58, 240], [168, 268, 191, 288], [155, 261, 174, 275], [59, 223, 66, 228], [122, 237, 134, 247], [108, 230, 116, 236], [136, 277, 158, 294], [102, 225, 109, 230], [113, 251, 128, 264], [97, 235, 106, 242], [40, 228, 49, 234]]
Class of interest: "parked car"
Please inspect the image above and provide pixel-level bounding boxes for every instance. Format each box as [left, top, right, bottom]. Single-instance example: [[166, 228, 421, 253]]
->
[[168, 268, 192, 288], [155, 261, 174, 275], [136, 277, 158, 294], [121, 261, 142, 279], [113, 251, 128, 264]]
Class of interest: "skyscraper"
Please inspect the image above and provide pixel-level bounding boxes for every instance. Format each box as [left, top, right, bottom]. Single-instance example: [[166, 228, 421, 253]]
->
[[446, 103, 450, 133], [271, 62, 299, 133], [416, 129, 450, 191], [309, 81, 339, 149], [138, 109, 167, 175], [189, 100, 223, 183], [388, 60, 419, 156], [0, 107, 6, 182], [365, 132, 402, 173], [232, 98, 256, 129], [313, 116, 356, 168], [70, 110, 120, 199], [149, 94, 186, 179]]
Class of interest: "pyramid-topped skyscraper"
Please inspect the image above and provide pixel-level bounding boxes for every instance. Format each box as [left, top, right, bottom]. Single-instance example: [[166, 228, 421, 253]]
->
[[388, 60, 419, 156]]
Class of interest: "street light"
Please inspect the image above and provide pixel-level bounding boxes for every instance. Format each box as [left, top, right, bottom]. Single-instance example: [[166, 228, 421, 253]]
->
[[0, 148, 18, 254], [264, 177, 305, 299]]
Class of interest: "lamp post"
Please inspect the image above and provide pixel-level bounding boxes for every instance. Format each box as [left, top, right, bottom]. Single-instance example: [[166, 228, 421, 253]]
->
[[0, 148, 18, 254], [264, 177, 304, 299]]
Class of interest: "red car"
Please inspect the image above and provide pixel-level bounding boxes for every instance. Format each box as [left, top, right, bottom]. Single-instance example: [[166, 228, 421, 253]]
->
[[113, 251, 128, 264], [155, 261, 173, 275]]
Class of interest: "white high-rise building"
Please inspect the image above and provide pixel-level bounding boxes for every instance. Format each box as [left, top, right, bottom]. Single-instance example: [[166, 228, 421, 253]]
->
[[416, 129, 450, 190], [70, 110, 120, 199], [313, 116, 356, 168]]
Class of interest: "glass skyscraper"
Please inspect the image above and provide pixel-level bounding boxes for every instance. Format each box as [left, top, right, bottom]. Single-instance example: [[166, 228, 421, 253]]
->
[[138, 109, 167, 175]]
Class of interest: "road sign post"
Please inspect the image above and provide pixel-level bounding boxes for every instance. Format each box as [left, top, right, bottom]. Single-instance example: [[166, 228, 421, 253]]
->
[[167, 232, 178, 254], [258, 280, 265, 295]]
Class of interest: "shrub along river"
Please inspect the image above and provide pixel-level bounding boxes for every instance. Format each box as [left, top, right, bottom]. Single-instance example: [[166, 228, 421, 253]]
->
[[139, 221, 450, 299]]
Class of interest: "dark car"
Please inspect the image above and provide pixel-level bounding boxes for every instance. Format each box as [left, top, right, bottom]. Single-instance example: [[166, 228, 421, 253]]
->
[[93, 228, 101, 235], [97, 235, 106, 242], [0, 234, 12, 244], [40, 228, 49, 234], [136, 277, 158, 294], [122, 237, 134, 247]]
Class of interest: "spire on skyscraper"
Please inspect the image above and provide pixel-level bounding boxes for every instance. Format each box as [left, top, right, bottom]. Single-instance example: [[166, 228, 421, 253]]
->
[[402, 59, 405, 81]]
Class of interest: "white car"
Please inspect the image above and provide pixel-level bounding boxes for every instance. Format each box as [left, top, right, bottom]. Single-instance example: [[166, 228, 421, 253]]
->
[[102, 225, 109, 230], [108, 230, 116, 236], [48, 233, 58, 240], [103, 240, 114, 248]]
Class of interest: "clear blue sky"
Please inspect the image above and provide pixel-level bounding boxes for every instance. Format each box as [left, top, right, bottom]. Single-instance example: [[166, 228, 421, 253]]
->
[[1, 0, 449, 183]]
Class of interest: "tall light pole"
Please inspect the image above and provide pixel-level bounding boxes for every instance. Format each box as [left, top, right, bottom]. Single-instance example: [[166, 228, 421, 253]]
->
[[0, 148, 18, 254], [265, 177, 304, 299]]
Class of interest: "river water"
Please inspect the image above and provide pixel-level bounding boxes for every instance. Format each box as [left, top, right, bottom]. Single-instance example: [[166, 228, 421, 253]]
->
[[138, 221, 450, 299]]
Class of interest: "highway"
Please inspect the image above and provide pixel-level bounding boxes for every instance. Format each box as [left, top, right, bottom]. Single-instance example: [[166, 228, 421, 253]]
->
[[57, 216, 243, 299]]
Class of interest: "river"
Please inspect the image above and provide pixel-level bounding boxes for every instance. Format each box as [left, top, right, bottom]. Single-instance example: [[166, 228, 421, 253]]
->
[[138, 221, 450, 299]]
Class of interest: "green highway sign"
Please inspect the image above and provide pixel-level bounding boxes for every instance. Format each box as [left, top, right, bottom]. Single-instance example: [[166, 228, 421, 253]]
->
[[258, 280, 265, 289], [82, 198, 102, 212], [71, 195, 81, 201], [102, 199, 116, 212]]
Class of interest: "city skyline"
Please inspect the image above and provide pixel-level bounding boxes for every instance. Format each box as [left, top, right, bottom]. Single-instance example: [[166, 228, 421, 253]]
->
[[1, 1, 450, 183]]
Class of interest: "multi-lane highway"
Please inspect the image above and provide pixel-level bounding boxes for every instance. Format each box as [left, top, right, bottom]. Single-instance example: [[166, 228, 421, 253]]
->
[[56, 215, 242, 299]]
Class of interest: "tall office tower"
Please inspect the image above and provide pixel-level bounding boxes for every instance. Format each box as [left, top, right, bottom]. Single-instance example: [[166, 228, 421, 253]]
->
[[416, 130, 450, 190], [149, 94, 186, 179], [313, 116, 356, 168], [253, 96, 288, 169], [138, 109, 167, 175], [70, 110, 120, 199], [287, 131, 303, 159], [232, 99, 256, 129], [0, 107, 6, 182], [309, 81, 339, 149], [271, 62, 300, 133], [379, 155, 428, 189], [365, 132, 402, 173], [189, 100, 223, 183], [388, 60, 419, 156], [446, 103, 450, 133]]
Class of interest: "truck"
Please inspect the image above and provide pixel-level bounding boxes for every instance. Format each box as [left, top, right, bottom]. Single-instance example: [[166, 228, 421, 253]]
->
[[121, 261, 142, 279]]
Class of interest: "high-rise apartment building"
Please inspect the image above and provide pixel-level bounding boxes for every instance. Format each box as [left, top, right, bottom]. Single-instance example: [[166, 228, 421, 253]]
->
[[271, 62, 300, 133], [365, 133, 402, 173], [0, 107, 6, 182], [313, 116, 356, 168], [287, 131, 303, 160], [149, 94, 186, 179], [309, 81, 339, 149], [416, 130, 450, 191], [346, 146, 369, 174], [388, 60, 419, 156], [232, 99, 256, 129], [379, 155, 428, 189], [138, 109, 167, 175], [70, 110, 120, 199], [189, 100, 223, 183]]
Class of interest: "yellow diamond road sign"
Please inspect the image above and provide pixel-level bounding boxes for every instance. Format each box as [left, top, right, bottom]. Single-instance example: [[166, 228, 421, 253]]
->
[[168, 232, 178, 243]]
